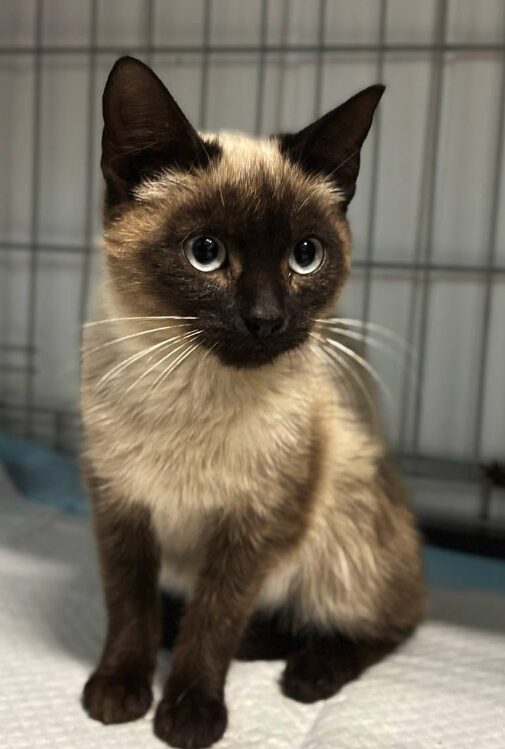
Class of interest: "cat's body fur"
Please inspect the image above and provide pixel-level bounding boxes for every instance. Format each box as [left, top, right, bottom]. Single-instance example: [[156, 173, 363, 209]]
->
[[83, 268, 421, 638], [81, 58, 424, 749]]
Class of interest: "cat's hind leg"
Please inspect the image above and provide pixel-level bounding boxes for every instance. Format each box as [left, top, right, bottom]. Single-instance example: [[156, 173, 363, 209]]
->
[[281, 630, 401, 704], [236, 609, 305, 661]]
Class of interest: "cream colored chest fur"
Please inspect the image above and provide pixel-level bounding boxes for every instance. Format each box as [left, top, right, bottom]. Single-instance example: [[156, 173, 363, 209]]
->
[[83, 340, 317, 551], [82, 318, 400, 632]]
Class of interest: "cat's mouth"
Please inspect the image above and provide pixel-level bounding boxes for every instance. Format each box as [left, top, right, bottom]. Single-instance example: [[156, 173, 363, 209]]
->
[[205, 326, 307, 369]]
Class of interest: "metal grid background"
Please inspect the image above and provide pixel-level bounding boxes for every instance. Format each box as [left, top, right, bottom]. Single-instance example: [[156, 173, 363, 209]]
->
[[1, 0, 504, 537]]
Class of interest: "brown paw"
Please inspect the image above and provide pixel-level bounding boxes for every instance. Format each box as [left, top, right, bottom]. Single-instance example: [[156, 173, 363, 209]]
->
[[281, 644, 360, 704], [154, 689, 227, 749], [82, 670, 153, 724]]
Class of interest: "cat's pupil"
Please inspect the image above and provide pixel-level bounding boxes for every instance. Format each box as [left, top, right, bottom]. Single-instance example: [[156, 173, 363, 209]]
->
[[193, 236, 219, 264], [294, 239, 316, 267]]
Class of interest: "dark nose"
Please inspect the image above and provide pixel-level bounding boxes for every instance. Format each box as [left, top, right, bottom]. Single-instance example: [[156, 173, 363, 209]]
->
[[243, 315, 284, 338]]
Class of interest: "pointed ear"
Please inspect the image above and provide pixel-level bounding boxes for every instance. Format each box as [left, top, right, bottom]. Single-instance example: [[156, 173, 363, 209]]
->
[[278, 84, 385, 208], [101, 56, 218, 207]]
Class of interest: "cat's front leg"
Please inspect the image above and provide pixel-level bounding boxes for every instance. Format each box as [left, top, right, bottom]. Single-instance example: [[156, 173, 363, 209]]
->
[[154, 509, 299, 749], [82, 475, 161, 725]]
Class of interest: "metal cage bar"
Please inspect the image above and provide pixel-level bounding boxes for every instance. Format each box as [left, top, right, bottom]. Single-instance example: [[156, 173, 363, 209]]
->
[[2, 42, 505, 55], [78, 0, 98, 326], [411, 0, 449, 454], [472, 24, 505, 522], [313, 0, 327, 120], [361, 0, 387, 335], [254, 0, 269, 135], [25, 0, 45, 437], [199, 0, 212, 130]]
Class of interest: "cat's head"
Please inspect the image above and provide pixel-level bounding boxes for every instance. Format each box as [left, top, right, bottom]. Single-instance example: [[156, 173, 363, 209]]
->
[[101, 56, 383, 368]]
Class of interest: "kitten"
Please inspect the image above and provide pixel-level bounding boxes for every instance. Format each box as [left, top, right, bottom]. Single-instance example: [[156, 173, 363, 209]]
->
[[81, 56, 425, 749]]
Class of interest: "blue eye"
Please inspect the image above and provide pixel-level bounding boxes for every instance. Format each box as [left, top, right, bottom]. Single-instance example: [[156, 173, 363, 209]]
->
[[289, 238, 324, 275], [184, 235, 226, 272]]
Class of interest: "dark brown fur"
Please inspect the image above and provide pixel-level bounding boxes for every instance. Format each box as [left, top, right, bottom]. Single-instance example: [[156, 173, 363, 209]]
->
[[82, 469, 161, 723]]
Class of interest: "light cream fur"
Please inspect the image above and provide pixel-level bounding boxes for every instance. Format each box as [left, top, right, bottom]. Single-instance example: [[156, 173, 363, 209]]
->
[[82, 132, 423, 639]]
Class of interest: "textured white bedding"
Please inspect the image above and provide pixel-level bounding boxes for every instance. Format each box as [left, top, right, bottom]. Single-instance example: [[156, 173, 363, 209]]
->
[[1, 464, 504, 749]]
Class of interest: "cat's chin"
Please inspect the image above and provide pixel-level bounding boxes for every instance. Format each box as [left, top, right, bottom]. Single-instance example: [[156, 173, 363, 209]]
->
[[213, 339, 302, 370]]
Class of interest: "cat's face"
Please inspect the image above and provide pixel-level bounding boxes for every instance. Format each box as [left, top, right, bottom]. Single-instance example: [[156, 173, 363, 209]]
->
[[101, 57, 383, 368]]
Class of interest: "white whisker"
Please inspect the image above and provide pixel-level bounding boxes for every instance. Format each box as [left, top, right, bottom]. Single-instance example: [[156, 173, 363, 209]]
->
[[325, 147, 360, 179], [322, 342, 377, 421], [310, 333, 376, 419], [123, 330, 203, 396], [84, 315, 197, 328], [199, 341, 219, 368], [310, 339, 356, 410], [96, 340, 171, 388], [315, 332, 394, 407], [84, 323, 194, 355], [315, 317, 416, 361], [150, 339, 203, 394], [317, 324, 420, 393], [96, 331, 198, 388]]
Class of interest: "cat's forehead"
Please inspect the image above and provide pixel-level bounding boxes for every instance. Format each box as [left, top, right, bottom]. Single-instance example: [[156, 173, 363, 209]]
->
[[214, 130, 287, 172], [135, 131, 343, 219]]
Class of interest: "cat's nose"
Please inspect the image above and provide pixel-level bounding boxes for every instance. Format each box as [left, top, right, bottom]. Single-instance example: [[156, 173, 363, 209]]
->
[[243, 315, 284, 338]]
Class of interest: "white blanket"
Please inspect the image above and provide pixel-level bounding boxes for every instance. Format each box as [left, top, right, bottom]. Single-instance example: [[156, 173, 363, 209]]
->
[[1, 464, 504, 748]]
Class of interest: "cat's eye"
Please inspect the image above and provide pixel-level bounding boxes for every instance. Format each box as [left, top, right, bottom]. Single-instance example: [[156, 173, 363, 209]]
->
[[288, 238, 324, 275], [184, 235, 226, 272]]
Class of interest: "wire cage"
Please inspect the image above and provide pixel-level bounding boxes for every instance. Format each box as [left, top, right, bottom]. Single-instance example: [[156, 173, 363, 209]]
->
[[1, 0, 504, 552]]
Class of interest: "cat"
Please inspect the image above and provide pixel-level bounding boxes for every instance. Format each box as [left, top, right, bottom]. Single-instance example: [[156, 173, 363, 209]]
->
[[80, 56, 425, 749]]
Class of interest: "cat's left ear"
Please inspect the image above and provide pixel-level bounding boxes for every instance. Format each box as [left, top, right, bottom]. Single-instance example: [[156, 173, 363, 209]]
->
[[278, 84, 385, 209]]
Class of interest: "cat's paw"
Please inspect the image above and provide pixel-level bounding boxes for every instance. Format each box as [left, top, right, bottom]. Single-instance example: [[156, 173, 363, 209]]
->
[[154, 689, 227, 749], [82, 670, 152, 724], [281, 646, 359, 704]]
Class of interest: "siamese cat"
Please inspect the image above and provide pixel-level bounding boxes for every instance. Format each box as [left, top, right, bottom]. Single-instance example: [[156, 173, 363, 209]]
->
[[81, 56, 424, 749]]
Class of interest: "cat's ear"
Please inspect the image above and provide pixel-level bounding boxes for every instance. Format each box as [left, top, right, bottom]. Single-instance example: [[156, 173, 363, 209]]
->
[[101, 56, 217, 207], [278, 84, 385, 208]]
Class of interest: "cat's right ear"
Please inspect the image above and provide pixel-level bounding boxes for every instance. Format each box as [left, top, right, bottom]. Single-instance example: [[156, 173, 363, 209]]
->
[[101, 56, 216, 208]]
